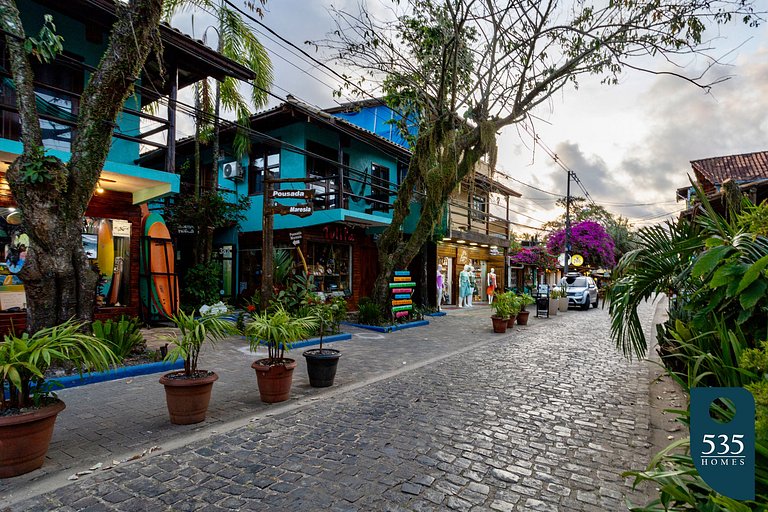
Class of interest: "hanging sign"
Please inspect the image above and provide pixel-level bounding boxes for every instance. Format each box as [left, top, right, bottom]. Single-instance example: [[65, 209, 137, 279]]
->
[[289, 231, 302, 246], [272, 189, 314, 200], [557, 253, 571, 267], [112, 219, 131, 237], [271, 203, 313, 218], [571, 254, 584, 267]]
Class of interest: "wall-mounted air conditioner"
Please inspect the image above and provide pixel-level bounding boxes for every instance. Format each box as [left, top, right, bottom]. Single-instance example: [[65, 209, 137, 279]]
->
[[222, 161, 244, 181]]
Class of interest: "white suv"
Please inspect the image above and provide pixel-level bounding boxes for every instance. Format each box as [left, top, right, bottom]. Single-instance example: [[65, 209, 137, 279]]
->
[[560, 273, 598, 310]]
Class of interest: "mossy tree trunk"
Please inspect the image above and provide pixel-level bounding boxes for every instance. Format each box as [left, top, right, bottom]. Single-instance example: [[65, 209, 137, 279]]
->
[[1, 0, 164, 332]]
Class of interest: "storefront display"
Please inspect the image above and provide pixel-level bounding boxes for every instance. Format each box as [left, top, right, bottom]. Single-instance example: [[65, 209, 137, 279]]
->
[[437, 242, 505, 305], [307, 241, 351, 294]]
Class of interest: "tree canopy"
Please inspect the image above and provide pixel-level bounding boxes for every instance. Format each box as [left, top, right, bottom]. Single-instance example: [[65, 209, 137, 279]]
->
[[547, 220, 616, 268]]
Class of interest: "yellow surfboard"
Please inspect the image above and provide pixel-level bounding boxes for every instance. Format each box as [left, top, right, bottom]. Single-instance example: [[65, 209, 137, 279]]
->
[[97, 220, 114, 297]]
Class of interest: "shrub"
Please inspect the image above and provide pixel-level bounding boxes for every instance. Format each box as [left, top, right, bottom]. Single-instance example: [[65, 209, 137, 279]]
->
[[92, 316, 145, 360], [357, 299, 384, 326]]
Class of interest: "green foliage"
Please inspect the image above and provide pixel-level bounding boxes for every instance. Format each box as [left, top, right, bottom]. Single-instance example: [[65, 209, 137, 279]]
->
[[491, 292, 518, 319], [182, 262, 222, 311], [24, 14, 64, 63], [91, 316, 145, 360], [165, 190, 250, 235], [357, 297, 385, 326], [273, 249, 294, 287], [163, 309, 236, 376], [245, 305, 316, 363], [737, 201, 768, 237], [517, 293, 534, 311], [271, 274, 313, 314], [19, 145, 59, 185], [0, 319, 117, 410]]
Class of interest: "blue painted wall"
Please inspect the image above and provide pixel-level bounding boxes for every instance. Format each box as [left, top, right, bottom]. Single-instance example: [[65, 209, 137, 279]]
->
[[332, 104, 417, 149], [17, 1, 142, 165]]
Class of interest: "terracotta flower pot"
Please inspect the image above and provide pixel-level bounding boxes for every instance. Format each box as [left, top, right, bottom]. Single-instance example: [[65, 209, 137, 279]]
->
[[491, 316, 508, 333], [517, 310, 530, 325], [0, 400, 65, 478], [159, 371, 218, 425], [507, 315, 517, 328], [252, 358, 297, 403]]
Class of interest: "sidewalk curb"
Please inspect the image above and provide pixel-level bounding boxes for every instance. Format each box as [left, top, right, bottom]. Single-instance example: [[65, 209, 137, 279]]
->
[[341, 320, 429, 333]]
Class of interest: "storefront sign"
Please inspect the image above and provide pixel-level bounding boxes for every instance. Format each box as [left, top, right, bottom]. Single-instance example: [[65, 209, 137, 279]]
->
[[489, 247, 500, 256], [289, 231, 302, 246], [176, 224, 196, 235], [271, 203, 313, 218], [324, 225, 356, 242], [112, 219, 131, 237], [272, 189, 314, 200], [571, 254, 584, 266]]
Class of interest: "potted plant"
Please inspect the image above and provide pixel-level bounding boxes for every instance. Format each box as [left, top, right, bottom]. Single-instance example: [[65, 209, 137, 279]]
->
[[159, 308, 234, 425], [247, 306, 316, 403], [490, 293, 511, 333], [558, 285, 569, 312], [0, 320, 116, 478], [506, 293, 521, 328], [548, 288, 559, 316], [302, 302, 342, 388], [517, 293, 534, 325]]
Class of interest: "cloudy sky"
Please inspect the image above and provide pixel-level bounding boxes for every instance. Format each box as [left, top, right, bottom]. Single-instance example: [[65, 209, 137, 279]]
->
[[171, 1, 768, 233]]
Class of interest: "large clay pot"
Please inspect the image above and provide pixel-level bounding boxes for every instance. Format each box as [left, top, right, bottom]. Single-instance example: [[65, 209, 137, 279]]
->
[[491, 316, 508, 333], [506, 315, 517, 328], [0, 400, 65, 478], [159, 371, 218, 425], [517, 310, 530, 325], [252, 358, 297, 403], [303, 349, 341, 388], [558, 297, 568, 312], [549, 298, 558, 316]]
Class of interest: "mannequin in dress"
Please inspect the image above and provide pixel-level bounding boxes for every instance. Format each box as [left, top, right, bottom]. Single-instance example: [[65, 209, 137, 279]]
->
[[458, 264, 471, 308], [436, 264, 445, 311], [487, 268, 497, 305]]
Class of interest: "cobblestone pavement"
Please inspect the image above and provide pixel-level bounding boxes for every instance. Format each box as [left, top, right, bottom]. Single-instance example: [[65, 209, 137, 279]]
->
[[3, 301, 657, 511]]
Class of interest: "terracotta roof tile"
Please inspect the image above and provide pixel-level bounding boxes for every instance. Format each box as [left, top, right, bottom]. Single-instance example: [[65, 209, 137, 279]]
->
[[691, 150, 768, 185]]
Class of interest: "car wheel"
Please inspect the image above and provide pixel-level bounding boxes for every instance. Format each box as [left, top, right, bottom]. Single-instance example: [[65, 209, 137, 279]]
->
[[592, 299, 598, 308], [581, 301, 589, 311]]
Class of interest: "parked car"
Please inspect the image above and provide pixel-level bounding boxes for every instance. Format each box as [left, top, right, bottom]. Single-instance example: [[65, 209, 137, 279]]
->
[[560, 273, 598, 310]]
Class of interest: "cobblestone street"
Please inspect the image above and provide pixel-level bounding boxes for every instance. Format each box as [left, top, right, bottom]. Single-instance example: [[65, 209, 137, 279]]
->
[[2, 301, 657, 511]]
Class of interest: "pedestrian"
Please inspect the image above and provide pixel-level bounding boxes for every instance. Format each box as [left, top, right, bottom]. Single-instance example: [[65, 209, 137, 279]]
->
[[436, 264, 445, 311]]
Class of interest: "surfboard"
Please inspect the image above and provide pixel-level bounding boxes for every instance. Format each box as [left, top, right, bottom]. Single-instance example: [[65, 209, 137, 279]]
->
[[107, 257, 123, 305], [140, 212, 179, 320], [97, 220, 114, 297]]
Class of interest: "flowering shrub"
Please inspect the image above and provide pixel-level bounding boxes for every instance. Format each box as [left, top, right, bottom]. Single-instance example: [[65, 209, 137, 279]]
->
[[509, 245, 558, 269], [200, 301, 228, 316], [546, 220, 616, 267]]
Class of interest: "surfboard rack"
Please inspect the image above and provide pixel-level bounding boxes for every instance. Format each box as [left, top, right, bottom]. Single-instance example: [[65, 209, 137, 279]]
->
[[139, 234, 179, 324]]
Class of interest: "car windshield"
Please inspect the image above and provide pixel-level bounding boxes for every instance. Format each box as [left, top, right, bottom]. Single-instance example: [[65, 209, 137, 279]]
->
[[564, 277, 588, 287]]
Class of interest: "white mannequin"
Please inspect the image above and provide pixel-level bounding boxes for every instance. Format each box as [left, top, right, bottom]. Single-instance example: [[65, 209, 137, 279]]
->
[[458, 264, 471, 308], [487, 268, 497, 305], [436, 264, 445, 311]]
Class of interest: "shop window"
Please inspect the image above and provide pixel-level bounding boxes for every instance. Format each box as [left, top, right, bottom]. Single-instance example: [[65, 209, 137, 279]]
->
[[306, 241, 351, 296], [248, 147, 280, 195], [307, 140, 340, 210], [0, 216, 130, 312], [369, 163, 390, 212]]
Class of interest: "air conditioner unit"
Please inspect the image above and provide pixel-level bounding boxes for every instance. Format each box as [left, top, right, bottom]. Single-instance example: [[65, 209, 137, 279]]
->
[[222, 161, 244, 181]]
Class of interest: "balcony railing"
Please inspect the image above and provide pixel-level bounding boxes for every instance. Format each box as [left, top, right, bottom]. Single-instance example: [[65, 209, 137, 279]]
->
[[447, 199, 510, 240]]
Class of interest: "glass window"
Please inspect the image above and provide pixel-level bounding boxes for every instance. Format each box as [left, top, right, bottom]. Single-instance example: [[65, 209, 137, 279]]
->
[[471, 194, 486, 221], [306, 241, 351, 295], [370, 163, 390, 212], [307, 140, 340, 210], [248, 147, 280, 195]]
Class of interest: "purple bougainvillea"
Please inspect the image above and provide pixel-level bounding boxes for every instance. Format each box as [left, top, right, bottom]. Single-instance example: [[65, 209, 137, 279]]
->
[[509, 245, 558, 269], [546, 220, 616, 267]]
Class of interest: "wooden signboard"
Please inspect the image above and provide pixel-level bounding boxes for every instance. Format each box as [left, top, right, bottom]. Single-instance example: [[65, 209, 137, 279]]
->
[[390, 270, 414, 319], [271, 189, 314, 200], [270, 203, 313, 218]]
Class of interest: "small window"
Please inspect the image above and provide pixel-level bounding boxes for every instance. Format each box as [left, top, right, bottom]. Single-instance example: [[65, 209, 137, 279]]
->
[[470, 194, 486, 221], [370, 163, 390, 212], [248, 147, 280, 195]]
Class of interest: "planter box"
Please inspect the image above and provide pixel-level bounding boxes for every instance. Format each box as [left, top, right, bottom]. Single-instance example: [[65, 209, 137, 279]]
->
[[548, 298, 558, 315], [341, 320, 430, 333], [558, 297, 568, 312]]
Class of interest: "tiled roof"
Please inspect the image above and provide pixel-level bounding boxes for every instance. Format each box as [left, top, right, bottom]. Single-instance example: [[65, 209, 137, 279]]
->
[[691, 150, 768, 185]]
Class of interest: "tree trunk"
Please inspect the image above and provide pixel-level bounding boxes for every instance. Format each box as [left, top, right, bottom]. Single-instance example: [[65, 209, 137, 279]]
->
[[371, 122, 489, 310], [1, 0, 164, 331]]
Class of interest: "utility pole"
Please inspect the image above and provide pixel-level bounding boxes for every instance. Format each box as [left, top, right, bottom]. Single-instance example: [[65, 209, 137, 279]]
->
[[261, 177, 274, 310], [563, 170, 572, 277]]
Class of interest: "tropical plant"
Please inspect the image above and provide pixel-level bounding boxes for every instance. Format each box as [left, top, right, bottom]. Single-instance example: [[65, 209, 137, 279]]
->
[[517, 293, 534, 311], [273, 248, 294, 287], [163, 309, 235, 377], [357, 297, 384, 326], [490, 292, 511, 319], [271, 274, 313, 313], [0, 320, 117, 410], [91, 316, 145, 360], [182, 261, 223, 312], [245, 306, 316, 365]]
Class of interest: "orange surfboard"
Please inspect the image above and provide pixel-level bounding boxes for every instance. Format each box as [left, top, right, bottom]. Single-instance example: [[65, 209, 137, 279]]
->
[[140, 211, 179, 321]]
